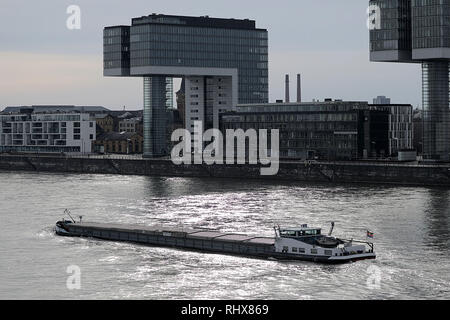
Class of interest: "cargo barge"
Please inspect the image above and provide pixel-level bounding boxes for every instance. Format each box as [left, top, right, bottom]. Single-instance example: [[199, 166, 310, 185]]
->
[[55, 216, 375, 264]]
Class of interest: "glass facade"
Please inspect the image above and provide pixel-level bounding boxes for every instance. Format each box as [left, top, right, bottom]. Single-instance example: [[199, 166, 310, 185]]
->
[[422, 61, 450, 159], [103, 26, 130, 74], [369, 1, 450, 160], [143, 76, 168, 157], [104, 14, 269, 157], [370, 0, 450, 53], [104, 15, 268, 104], [221, 106, 361, 160], [222, 102, 413, 160], [412, 0, 450, 49], [369, 0, 411, 52]]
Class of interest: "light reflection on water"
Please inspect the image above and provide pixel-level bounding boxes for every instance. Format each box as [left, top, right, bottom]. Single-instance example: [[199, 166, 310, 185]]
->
[[0, 171, 449, 299]]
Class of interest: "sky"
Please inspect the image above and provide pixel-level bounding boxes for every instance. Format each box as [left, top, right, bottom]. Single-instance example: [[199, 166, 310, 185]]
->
[[0, 0, 422, 110]]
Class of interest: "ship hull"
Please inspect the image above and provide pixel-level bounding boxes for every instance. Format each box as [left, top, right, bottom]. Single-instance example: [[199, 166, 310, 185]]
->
[[55, 221, 375, 264]]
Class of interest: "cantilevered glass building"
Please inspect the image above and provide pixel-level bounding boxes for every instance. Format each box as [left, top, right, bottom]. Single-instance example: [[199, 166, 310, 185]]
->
[[369, 0, 450, 160], [104, 14, 268, 157]]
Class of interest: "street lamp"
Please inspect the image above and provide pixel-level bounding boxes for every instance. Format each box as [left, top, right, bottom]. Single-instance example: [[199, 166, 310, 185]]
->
[[126, 138, 131, 155], [371, 141, 378, 159]]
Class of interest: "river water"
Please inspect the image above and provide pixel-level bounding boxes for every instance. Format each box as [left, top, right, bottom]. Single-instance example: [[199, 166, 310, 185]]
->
[[0, 171, 449, 300]]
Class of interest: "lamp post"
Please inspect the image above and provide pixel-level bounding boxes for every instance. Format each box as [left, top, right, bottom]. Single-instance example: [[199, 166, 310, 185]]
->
[[127, 138, 131, 155], [393, 137, 399, 155], [371, 141, 376, 159]]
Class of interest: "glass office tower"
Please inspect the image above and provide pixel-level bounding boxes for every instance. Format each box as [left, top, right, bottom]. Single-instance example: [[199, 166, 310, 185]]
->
[[104, 14, 268, 157], [369, 0, 450, 160], [369, 0, 412, 62]]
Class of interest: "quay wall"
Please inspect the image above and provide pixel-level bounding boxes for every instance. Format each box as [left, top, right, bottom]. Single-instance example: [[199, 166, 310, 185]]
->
[[1, 155, 450, 187]]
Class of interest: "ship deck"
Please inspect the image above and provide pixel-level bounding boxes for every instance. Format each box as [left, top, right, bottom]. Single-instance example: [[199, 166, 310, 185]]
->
[[65, 222, 275, 246]]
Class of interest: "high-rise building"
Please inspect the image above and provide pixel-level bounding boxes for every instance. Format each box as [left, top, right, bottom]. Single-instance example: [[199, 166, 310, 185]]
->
[[373, 96, 391, 104], [104, 14, 269, 157], [369, 0, 450, 160]]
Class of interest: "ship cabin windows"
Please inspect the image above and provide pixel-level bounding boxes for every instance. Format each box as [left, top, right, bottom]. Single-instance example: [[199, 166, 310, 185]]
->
[[301, 229, 321, 236], [280, 229, 321, 238], [311, 249, 318, 254], [299, 248, 305, 253], [292, 247, 298, 253], [325, 250, 333, 256], [280, 230, 296, 237]]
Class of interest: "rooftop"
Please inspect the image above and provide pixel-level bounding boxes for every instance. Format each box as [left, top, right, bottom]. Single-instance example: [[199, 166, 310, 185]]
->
[[105, 14, 265, 31], [130, 14, 261, 31], [1, 105, 110, 114], [281, 227, 322, 232]]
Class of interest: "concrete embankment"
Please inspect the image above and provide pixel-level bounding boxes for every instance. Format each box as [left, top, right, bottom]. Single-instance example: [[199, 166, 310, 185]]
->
[[1, 154, 450, 187]]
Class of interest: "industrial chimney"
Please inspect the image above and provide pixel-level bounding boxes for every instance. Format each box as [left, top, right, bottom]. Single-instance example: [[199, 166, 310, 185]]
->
[[285, 74, 290, 103], [297, 74, 302, 103]]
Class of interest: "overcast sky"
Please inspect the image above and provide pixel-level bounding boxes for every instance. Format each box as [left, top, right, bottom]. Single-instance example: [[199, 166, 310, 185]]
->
[[0, 0, 422, 110]]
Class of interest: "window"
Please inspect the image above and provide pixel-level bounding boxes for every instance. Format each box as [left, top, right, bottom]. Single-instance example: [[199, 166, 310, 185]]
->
[[292, 247, 298, 253], [74, 135, 80, 140], [311, 249, 318, 254], [304, 229, 321, 236], [325, 250, 332, 256], [280, 230, 296, 237], [89, 122, 94, 128], [299, 248, 305, 253], [89, 134, 93, 140]]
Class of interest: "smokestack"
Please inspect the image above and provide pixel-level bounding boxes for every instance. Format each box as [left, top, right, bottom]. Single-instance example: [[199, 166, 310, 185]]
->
[[297, 74, 302, 103], [285, 74, 290, 103]]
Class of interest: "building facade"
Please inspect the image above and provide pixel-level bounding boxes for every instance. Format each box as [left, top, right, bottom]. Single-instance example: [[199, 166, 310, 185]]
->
[[373, 96, 391, 104], [94, 132, 143, 154], [96, 114, 116, 133], [0, 110, 96, 154], [220, 101, 413, 160], [371, 103, 414, 156], [369, 0, 450, 160], [104, 14, 268, 157], [118, 117, 143, 134]]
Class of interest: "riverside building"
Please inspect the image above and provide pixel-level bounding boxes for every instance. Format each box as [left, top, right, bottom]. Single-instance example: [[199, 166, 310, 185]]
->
[[220, 101, 413, 160], [104, 14, 268, 157], [0, 109, 96, 154], [369, 0, 450, 160]]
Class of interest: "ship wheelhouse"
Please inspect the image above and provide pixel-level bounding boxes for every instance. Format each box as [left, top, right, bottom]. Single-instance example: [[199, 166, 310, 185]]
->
[[280, 227, 322, 238], [277, 224, 342, 248]]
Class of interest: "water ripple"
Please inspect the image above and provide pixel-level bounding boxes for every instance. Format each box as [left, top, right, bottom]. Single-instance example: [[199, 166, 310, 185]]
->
[[0, 172, 449, 299]]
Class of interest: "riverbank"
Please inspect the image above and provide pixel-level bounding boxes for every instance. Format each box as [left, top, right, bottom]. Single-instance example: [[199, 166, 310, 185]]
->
[[1, 154, 450, 187]]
